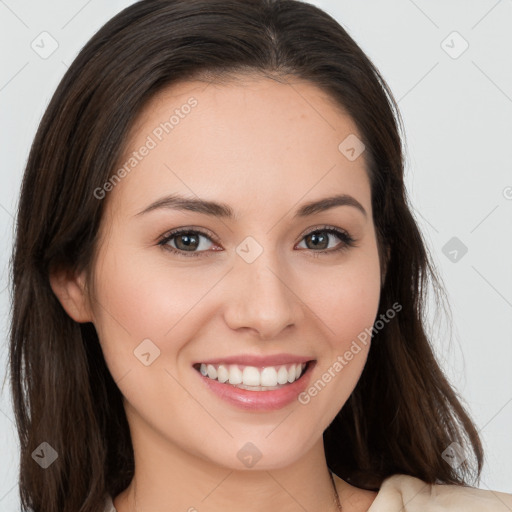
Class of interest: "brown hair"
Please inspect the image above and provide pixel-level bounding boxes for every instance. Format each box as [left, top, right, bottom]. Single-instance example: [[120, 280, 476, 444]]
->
[[8, 0, 483, 510]]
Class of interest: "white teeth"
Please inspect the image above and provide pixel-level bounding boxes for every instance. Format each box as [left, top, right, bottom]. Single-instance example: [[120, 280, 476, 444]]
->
[[228, 364, 243, 385], [197, 362, 307, 388], [277, 366, 289, 385], [260, 367, 278, 387], [206, 364, 217, 380], [242, 366, 260, 386], [217, 364, 229, 383]]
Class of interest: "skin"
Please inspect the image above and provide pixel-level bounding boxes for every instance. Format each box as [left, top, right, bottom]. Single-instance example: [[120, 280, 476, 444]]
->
[[51, 75, 383, 511]]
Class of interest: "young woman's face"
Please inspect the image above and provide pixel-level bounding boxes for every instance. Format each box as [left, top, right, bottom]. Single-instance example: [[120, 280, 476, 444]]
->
[[89, 76, 382, 470]]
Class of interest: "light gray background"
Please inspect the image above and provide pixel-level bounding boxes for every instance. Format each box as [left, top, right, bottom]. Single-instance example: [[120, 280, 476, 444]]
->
[[1, 0, 511, 509]]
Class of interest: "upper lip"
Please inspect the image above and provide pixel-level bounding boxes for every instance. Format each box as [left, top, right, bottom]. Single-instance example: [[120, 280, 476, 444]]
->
[[194, 354, 315, 367]]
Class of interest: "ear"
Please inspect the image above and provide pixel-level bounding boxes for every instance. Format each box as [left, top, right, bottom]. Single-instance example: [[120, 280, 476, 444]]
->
[[49, 267, 93, 323]]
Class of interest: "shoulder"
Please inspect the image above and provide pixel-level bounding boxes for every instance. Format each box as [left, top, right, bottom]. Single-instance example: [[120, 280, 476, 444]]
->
[[369, 474, 512, 511], [102, 493, 117, 512]]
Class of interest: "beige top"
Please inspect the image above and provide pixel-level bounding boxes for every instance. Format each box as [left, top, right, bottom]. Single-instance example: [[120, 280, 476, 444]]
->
[[103, 474, 512, 511]]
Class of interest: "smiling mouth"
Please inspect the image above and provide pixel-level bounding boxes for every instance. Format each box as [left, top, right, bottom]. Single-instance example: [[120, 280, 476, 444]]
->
[[193, 361, 314, 391]]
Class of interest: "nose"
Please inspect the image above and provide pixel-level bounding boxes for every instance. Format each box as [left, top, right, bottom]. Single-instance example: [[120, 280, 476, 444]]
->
[[222, 246, 302, 340]]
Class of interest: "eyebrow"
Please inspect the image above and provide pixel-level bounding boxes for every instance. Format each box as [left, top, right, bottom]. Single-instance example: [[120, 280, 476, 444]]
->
[[135, 193, 367, 219]]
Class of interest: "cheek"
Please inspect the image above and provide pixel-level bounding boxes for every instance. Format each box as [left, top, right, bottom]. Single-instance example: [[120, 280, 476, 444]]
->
[[92, 244, 207, 339], [300, 248, 382, 347], [295, 242, 381, 404], [333, 267, 381, 342], [293, 254, 381, 428], [89, 241, 216, 388]]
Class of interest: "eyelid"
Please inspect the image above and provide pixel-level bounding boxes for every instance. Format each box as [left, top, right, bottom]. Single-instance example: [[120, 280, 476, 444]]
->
[[299, 224, 348, 242], [158, 225, 220, 245]]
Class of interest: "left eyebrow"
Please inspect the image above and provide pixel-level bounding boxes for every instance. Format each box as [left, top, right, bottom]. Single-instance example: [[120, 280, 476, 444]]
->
[[134, 193, 367, 219], [294, 194, 367, 219]]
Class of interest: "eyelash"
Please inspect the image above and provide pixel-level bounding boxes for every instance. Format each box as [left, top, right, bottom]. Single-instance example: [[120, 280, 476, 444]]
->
[[157, 225, 357, 259]]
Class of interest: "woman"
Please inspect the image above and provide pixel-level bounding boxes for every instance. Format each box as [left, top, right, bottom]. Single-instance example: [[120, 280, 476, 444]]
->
[[9, 1, 512, 511]]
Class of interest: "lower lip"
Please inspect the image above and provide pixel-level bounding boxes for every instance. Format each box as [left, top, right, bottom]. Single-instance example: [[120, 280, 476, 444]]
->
[[195, 362, 316, 411]]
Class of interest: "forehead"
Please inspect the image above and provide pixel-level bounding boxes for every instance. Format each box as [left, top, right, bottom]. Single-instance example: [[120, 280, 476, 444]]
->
[[107, 75, 372, 220]]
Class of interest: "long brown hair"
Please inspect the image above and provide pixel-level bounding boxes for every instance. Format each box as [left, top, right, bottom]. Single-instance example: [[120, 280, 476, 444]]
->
[[8, 1, 483, 510]]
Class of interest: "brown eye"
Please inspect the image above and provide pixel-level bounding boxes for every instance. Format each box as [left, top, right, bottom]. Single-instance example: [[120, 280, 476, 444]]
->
[[297, 227, 356, 255], [158, 229, 217, 257]]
